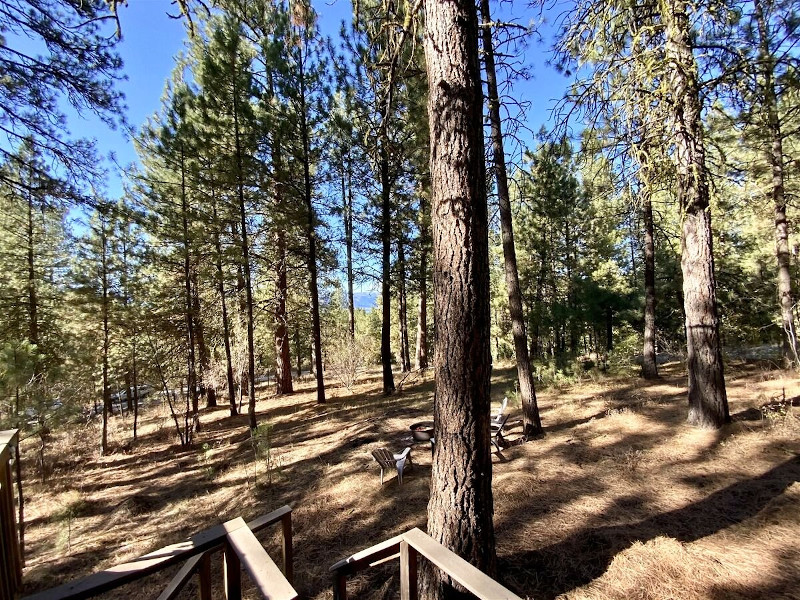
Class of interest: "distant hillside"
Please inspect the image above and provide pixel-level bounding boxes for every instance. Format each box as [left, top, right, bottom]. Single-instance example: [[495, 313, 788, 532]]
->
[[353, 291, 378, 309]]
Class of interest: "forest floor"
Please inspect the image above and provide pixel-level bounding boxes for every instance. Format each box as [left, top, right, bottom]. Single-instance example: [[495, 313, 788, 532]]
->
[[18, 360, 800, 600]]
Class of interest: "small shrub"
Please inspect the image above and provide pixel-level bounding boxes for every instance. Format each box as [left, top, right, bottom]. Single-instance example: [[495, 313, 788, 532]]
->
[[760, 396, 795, 430], [326, 336, 369, 392], [53, 490, 87, 551], [251, 422, 277, 486]]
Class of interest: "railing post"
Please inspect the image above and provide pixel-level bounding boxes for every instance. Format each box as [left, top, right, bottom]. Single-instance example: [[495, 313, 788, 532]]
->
[[14, 442, 24, 568], [333, 572, 348, 600], [1, 460, 11, 600], [223, 541, 242, 600], [1, 431, 22, 600], [400, 540, 418, 600], [198, 551, 212, 600], [281, 510, 294, 584], [4, 458, 21, 587]]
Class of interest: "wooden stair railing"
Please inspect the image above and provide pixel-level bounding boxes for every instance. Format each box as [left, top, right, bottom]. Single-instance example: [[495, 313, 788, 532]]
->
[[1, 430, 22, 600], [330, 527, 523, 600], [24, 505, 296, 600]]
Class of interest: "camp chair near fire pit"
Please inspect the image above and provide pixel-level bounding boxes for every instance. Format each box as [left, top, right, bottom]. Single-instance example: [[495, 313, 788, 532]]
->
[[490, 414, 510, 453], [492, 396, 508, 426], [371, 447, 413, 485]]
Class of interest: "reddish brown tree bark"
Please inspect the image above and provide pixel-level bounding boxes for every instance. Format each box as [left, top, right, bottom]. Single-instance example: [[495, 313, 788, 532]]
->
[[662, 0, 729, 428], [421, 0, 497, 595]]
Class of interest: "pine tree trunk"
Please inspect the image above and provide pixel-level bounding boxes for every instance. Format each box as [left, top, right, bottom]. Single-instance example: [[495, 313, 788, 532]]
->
[[298, 50, 326, 405], [422, 0, 497, 595], [661, 0, 729, 428], [271, 136, 294, 396], [416, 197, 429, 370], [120, 236, 135, 414], [275, 229, 294, 394], [480, 0, 541, 436], [192, 269, 215, 407], [125, 372, 133, 412], [641, 184, 659, 378], [213, 194, 238, 416], [232, 68, 258, 428], [345, 166, 356, 339], [628, 211, 638, 279], [180, 148, 199, 436], [26, 179, 39, 372], [294, 330, 302, 378], [398, 240, 412, 373], [232, 221, 248, 399], [100, 217, 110, 456], [565, 219, 578, 354], [754, 0, 797, 367], [531, 243, 547, 360], [132, 337, 139, 440], [380, 141, 396, 394]]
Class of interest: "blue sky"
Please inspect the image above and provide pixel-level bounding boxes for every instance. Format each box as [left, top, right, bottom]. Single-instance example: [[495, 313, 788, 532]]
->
[[71, 0, 569, 199]]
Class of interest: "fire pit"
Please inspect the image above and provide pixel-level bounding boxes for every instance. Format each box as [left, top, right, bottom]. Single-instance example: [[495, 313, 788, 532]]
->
[[410, 421, 434, 442]]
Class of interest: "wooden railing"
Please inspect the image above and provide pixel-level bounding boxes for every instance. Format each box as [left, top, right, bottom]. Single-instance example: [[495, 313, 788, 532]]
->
[[1, 429, 22, 600], [24, 505, 296, 600], [330, 527, 523, 600]]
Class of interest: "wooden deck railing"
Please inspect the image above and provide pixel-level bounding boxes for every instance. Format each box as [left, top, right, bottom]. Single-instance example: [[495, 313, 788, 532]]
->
[[1, 429, 22, 600], [330, 527, 523, 600], [24, 505, 296, 600]]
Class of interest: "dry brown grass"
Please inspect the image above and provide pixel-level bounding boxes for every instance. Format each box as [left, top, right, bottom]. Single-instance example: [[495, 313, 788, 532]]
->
[[18, 361, 800, 599]]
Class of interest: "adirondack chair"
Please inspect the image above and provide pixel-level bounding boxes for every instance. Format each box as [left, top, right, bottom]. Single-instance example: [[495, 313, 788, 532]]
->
[[492, 397, 508, 425], [490, 414, 510, 453], [371, 447, 413, 485]]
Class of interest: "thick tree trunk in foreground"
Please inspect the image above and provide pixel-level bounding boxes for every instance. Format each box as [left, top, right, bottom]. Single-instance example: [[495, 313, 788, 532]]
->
[[662, 0, 729, 428], [753, 0, 797, 367], [421, 0, 497, 595], [480, 0, 542, 436], [641, 184, 659, 379]]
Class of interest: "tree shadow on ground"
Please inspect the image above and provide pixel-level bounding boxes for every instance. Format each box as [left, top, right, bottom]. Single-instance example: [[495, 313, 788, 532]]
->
[[21, 361, 800, 600], [497, 456, 800, 599]]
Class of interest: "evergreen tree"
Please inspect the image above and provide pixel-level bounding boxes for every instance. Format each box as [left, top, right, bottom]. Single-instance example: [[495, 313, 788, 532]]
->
[[660, 0, 729, 428], [0, 0, 124, 185], [422, 0, 497, 595], [480, 0, 542, 436]]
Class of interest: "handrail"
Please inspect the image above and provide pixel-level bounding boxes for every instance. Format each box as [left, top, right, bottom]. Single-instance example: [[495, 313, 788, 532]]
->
[[0, 430, 18, 465], [330, 527, 523, 600], [155, 552, 206, 600], [225, 518, 298, 600], [1, 429, 21, 600], [24, 505, 293, 600], [330, 533, 404, 575]]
